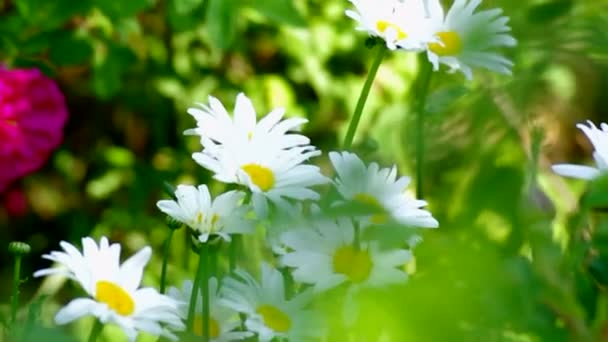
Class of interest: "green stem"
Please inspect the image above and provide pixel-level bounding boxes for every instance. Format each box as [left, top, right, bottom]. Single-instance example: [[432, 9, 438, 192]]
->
[[353, 221, 361, 251], [160, 229, 175, 294], [229, 235, 238, 272], [10, 255, 22, 325], [279, 267, 293, 299], [414, 58, 434, 199], [186, 245, 203, 331], [87, 320, 103, 342], [343, 45, 387, 149], [200, 244, 210, 342]]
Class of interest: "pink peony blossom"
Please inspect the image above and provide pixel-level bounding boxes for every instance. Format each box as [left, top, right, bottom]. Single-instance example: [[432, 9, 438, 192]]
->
[[0, 67, 68, 193]]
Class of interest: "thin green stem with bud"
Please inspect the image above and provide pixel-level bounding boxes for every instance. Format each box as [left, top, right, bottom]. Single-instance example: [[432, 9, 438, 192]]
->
[[343, 45, 387, 149], [9, 241, 30, 326]]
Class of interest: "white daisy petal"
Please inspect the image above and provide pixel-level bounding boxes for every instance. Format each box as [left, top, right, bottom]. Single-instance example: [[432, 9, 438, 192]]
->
[[552, 121, 608, 180]]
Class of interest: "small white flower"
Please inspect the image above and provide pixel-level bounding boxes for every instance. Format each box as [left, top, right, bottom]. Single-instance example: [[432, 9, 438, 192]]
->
[[220, 264, 321, 342], [346, 0, 435, 51], [552, 121, 608, 180], [33, 237, 184, 342], [424, 0, 517, 80], [167, 279, 252, 341], [157, 184, 252, 243], [329, 151, 438, 228], [186, 93, 327, 217], [186, 93, 311, 153], [280, 218, 412, 293]]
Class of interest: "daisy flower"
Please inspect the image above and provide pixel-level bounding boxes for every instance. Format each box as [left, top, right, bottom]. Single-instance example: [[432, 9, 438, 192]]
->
[[329, 151, 438, 228], [192, 94, 327, 216], [346, 0, 436, 51], [220, 264, 321, 342], [157, 184, 252, 243], [552, 121, 608, 180], [186, 93, 311, 153], [33, 237, 184, 342], [280, 218, 412, 293], [167, 278, 252, 341], [424, 0, 517, 80]]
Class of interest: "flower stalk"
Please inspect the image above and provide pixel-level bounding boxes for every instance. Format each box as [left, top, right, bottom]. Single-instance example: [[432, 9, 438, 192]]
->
[[187, 243, 211, 342], [160, 229, 175, 294], [343, 45, 387, 149], [9, 241, 30, 326], [87, 319, 104, 342], [414, 57, 434, 199]]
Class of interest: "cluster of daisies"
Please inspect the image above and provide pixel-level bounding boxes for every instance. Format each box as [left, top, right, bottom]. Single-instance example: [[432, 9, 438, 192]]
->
[[347, 0, 516, 79], [34, 92, 438, 341], [30, 0, 522, 340]]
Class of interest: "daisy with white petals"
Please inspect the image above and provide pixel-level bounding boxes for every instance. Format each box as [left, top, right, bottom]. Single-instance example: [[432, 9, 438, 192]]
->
[[280, 218, 412, 293], [346, 0, 435, 51], [220, 264, 321, 342], [424, 0, 517, 80], [329, 151, 438, 228], [189, 94, 328, 216], [167, 279, 252, 341], [552, 121, 608, 180], [34, 237, 184, 342], [157, 184, 252, 243], [186, 93, 311, 153]]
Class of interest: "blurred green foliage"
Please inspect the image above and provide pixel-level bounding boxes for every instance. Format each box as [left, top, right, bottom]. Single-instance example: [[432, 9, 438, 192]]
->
[[2, 0, 608, 340]]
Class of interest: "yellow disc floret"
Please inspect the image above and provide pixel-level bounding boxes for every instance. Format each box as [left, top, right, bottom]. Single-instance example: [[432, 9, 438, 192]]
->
[[332, 245, 373, 283], [95, 280, 135, 316], [428, 31, 463, 56], [193, 315, 221, 338], [242, 164, 275, 192], [376, 20, 408, 40], [353, 193, 388, 224], [256, 305, 291, 332]]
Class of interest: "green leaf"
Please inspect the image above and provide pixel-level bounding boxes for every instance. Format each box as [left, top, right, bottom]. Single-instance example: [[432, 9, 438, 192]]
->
[[527, 0, 573, 23], [425, 85, 469, 114], [250, 0, 306, 27], [92, 44, 136, 99], [49, 34, 93, 66], [168, 0, 206, 31], [582, 173, 608, 211], [93, 0, 152, 20], [206, 0, 240, 50], [15, 0, 91, 30]]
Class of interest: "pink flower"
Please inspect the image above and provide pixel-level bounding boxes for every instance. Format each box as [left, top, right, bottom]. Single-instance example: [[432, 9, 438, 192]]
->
[[0, 67, 68, 193], [3, 186, 28, 217]]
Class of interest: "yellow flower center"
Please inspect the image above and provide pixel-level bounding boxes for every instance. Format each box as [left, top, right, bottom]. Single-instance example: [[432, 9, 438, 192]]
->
[[376, 20, 408, 40], [247, 131, 253, 140], [256, 305, 291, 332], [193, 315, 221, 338], [353, 193, 388, 224], [95, 280, 135, 316], [332, 245, 373, 283], [428, 31, 463, 56], [241, 164, 275, 192]]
